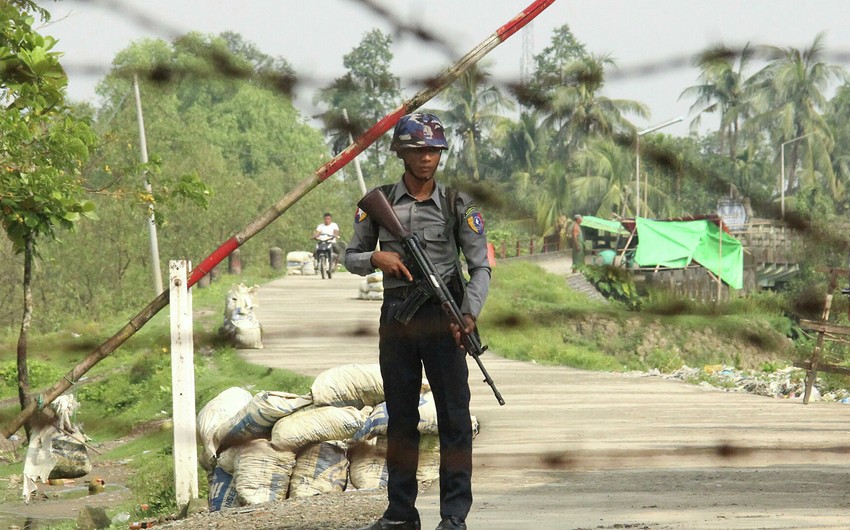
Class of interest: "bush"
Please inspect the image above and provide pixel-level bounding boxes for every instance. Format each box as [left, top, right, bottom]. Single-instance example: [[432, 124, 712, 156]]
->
[[577, 264, 642, 310]]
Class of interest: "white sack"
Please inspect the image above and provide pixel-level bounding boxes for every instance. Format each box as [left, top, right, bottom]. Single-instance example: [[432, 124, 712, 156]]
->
[[214, 391, 313, 452], [271, 406, 364, 452], [233, 439, 296, 505], [208, 466, 239, 512], [348, 436, 388, 490], [288, 441, 349, 498], [197, 387, 252, 470], [311, 364, 384, 408]]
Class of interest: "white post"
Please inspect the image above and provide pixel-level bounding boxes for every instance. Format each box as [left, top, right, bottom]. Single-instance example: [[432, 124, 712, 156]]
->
[[169, 260, 198, 506]]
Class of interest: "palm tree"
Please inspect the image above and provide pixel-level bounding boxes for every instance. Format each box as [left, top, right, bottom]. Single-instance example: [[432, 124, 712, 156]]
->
[[535, 160, 571, 232], [541, 54, 648, 155], [491, 111, 548, 187], [748, 33, 846, 198], [826, 83, 850, 211], [441, 63, 514, 181], [572, 138, 637, 218], [680, 43, 755, 161]]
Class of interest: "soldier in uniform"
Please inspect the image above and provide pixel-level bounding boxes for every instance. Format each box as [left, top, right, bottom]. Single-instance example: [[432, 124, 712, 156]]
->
[[346, 113, 491, 530]]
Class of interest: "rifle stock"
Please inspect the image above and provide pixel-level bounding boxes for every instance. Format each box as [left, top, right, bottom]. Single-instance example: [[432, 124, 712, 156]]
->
[[358, 188, 410, 241], [357, 189, 505, 406]]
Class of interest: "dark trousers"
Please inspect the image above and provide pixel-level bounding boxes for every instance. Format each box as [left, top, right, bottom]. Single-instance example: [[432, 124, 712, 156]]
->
[[379, 294, 473, 523]]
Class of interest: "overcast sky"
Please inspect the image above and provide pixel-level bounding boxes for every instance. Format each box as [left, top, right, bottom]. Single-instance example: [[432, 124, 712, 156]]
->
[[37, 0, 850, 138]]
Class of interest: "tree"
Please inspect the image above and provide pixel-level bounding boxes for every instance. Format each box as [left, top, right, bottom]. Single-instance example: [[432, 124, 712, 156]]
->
[[314, 29, 400, 183], [0, 3, 97, 432], [680, 43, 756, 161], [441, 63, 514, 181], [518, 24, 587, 109], [7, 32, 338, 332], [542, 54, 647, 155], [572, 138, 636, 218], [749, 34, 846, 200], [826, 83, 850, 212], [490, 110, 551, 218]]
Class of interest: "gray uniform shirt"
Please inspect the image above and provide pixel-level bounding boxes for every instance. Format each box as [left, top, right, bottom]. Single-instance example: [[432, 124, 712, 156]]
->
[[345, 179, 491, 318]]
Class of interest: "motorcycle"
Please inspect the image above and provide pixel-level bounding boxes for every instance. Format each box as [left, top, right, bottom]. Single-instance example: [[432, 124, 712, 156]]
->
[[312, 234, 336, 279]]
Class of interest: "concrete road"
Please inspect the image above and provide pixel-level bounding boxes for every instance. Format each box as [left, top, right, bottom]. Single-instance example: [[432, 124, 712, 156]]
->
[[248, 265, 850, 530]]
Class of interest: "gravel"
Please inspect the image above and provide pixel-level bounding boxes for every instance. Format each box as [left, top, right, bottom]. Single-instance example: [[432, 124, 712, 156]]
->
[[156, 489, 387, 530]]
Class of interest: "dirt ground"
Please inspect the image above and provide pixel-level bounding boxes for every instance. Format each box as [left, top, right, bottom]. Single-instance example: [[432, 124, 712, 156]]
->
[[6, 258, 850, 530]]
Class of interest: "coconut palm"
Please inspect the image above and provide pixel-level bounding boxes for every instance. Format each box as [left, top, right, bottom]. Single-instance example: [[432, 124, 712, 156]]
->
[[541, 54, 648, 155], [441, 63, 514, 182], [825, 83, 850, 211], [572, 138, 637, 218], [491, 111, 549, 188], [748, 33, 846, 198], [680, 43, 755, 161], [535, 160, 571, 232]]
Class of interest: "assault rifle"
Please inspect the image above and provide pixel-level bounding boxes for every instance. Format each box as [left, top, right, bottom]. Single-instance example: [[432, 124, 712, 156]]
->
[[357, 188, 505, 406]]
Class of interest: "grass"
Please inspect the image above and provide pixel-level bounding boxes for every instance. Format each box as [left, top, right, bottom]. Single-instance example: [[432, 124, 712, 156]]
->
[[0, 269, 312, 520], [482, 260, 797, 372]]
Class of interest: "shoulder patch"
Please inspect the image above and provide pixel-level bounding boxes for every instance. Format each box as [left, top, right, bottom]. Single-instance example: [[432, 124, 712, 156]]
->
[[355, 208, 368, 223], [465, 208, 485, 235]]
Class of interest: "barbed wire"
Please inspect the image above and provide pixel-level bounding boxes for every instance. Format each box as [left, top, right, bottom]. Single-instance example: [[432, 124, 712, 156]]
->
[[51, 0, 850, 95]]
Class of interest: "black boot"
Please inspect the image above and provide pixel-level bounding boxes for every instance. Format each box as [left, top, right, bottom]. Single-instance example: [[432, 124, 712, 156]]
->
[[435, 516, 467, 530]]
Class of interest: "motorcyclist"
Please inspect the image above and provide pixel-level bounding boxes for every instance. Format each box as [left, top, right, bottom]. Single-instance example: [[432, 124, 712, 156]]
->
[[313, 212, 342, 268]]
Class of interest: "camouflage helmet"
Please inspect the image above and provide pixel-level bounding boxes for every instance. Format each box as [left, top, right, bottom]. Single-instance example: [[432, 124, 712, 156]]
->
[[390, 113, 449, 152]]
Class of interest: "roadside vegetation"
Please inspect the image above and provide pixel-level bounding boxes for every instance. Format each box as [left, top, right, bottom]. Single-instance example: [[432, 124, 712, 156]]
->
[[0, 269, 312, 524], [483, 261, 803, 373]]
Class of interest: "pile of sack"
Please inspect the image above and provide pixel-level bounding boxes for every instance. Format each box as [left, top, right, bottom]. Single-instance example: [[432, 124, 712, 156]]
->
[[358, 271, 384, 300], [197, 363, 478, 511], [286, 251, 316, 276]]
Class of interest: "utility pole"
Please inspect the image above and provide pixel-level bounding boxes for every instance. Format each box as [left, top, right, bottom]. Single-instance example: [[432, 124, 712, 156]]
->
[[635, 116, 683, 217], [520, 22, 534, 111], [342, 109, 368, 196], [133, 74, 164, 295], [780, 133, 811, 220]]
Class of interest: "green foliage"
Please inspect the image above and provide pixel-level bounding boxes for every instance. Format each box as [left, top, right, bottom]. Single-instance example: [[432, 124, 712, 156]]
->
[[519, 24, 587, 108], [481, 261, 623, 371], [0, 4, 97, 251], [0, 359, 61, 388], [0, 285, 312, 517], [578, 264, 642, 310], [0, 30, 352, 332], [314, 29, 399, 184], [643, 348, 685, 372]]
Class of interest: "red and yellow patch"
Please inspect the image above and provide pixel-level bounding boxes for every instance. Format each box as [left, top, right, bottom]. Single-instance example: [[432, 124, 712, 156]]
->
[[354, 208, 368, 223]]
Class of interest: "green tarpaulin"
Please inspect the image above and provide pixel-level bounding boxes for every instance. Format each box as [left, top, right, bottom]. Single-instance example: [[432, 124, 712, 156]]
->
[[579, 215, 629, 235], [633, 217, 743, 289]]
